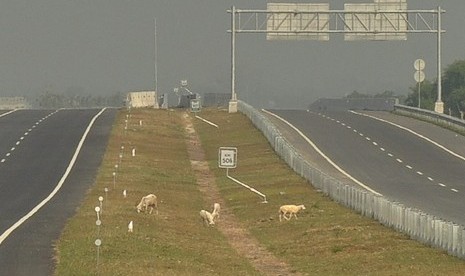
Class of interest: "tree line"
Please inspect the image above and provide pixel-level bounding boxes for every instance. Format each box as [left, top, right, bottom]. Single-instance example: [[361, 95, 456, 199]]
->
[[344, 59, 465, 119], [404, 59, 465, 119]]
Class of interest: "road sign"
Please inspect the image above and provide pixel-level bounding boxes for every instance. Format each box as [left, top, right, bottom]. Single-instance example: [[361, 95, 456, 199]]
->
[[218, 147, 237, 168], [414, 59, 425, 71], [414, 70, 425, 83], [190, 99, 201, 113], [414, 59, 425, 83]]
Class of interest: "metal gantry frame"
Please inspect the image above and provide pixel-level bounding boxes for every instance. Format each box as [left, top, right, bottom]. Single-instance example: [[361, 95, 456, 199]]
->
[[228, 5, 445, 113]]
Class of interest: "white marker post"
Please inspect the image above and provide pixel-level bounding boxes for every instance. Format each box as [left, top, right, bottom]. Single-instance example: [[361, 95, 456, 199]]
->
[[95, 238, 102, 272], [219, 147, 267, 203], [98, 196, 104, 213]]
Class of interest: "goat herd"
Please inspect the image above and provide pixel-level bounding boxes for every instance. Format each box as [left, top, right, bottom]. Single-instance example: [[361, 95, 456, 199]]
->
[[135, 193, 306, 226]]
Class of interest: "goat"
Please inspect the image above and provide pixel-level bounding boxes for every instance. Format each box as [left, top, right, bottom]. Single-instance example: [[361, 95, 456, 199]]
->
[[136, 194, 158, 214], [211, 203, 221, 221], [279, 204, 306, 222], [200, 210, 215, 226]]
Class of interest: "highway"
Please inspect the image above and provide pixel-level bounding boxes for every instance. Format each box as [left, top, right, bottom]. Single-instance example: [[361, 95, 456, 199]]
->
[[0, 108, 116, 275], [266, 109, 465, 227]]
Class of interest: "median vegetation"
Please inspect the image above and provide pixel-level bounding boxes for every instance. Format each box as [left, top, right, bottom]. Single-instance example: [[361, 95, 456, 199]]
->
[[54, 107, 465, 275]]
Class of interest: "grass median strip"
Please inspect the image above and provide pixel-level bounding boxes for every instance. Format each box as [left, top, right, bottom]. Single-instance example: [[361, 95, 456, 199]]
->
[[55, 107, 465, 275]]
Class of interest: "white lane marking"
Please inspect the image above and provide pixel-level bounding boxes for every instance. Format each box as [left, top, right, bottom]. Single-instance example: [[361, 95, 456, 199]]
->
[[372, 142, 378, 146], [406, 165, 413, 169], [0, 109, 18, 118], [1, 159, 5, 163], [351, 111, 465, 162], [6, 153, 10, 157], [16, 141, 20, 145], [380, 148, 385, 151], [396, 159, 403, 163], [427, 177, 434, 181], [262, 109, 382, 196], [366, 137, 371, 141], [0, 108, 107, 245], [439, 183, 446, 187], [11, 147, 15, 151], [417, 171, 424, 175], [451, 189, 459, 193], [388, 153, 393, 157]]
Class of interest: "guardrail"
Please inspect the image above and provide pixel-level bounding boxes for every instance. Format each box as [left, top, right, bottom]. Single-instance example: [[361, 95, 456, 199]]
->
[[394, 104, 465, 134], [238, 100, 465, 259]]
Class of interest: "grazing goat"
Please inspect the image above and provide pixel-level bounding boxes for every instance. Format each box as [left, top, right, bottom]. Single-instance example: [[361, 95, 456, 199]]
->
[[279, 204, 306, 222], [200, 210, 215, 226], [212, 203, 221, 221], [136, 194, 158, 214]]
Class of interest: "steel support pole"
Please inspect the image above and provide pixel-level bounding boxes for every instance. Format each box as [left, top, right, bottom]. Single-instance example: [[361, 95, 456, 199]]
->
[[435, 6, 444, 113], [229, 6, 238, 113]]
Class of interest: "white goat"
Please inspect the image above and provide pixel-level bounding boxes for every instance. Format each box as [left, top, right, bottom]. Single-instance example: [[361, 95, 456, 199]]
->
[[279, 204, 306, 222], [211, 203, 221, 221], [200, 210, 215, 226], [136, 194, 158, 214]]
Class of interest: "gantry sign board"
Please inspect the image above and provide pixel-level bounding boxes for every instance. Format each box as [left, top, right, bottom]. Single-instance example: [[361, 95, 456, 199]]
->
[[218, 147, 237, 169], [266, 3, 330, 41], [266, 0, 408, 41], [345, 0, 407, 41]]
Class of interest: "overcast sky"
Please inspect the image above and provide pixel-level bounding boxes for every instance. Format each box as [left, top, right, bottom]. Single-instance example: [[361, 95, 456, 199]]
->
[[0, 0, 461, 108]]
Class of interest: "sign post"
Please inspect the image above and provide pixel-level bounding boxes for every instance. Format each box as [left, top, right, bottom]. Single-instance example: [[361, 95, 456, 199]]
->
[[414, 59, 426, 108], [218, 147, 267, 203], [218, 147, 237, 169]]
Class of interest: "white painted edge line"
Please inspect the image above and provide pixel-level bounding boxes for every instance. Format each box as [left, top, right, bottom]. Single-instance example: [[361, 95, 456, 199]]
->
[[262, 109, 382, 196], [0, 109, 18, 118], [0, 108, 107, 245], [195, 115, 219, 128], [350, 111, 465, 162]]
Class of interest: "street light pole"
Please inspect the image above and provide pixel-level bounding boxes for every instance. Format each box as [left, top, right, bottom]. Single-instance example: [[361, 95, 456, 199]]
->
[[434, 6, 444, 113], [229, 6, 238, 113]]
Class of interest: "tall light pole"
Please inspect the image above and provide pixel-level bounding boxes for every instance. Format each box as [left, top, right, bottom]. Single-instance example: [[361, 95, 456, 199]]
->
[[434, 6, 444, 113], [229, 6, 238, 113]]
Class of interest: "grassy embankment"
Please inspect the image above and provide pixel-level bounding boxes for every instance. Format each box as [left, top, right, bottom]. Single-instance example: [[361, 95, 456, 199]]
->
[[55, 108, 465, 275]]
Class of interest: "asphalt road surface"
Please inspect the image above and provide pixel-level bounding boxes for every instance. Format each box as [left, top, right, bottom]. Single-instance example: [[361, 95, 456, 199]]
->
[[0, 108, 116, 275], [266, 109, 465, 227]]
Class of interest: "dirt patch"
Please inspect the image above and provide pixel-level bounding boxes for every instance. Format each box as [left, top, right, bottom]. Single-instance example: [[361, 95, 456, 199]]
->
[[182, 113, 300, 276]]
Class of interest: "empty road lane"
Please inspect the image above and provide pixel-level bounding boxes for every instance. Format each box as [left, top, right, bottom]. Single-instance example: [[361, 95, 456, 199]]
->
[[0, 108, 116, 275], [268, 109, 465, 227]]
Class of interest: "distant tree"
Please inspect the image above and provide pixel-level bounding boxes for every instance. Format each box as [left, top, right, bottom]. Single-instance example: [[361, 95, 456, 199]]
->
[[442, 60, 465, 116], [345, 90, 371, 98], [405, 79, 435, 110]]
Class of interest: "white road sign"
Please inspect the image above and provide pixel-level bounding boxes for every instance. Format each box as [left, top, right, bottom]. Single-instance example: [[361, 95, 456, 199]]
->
[[218, 147, 237, 168], [414, 59, 426, 71]]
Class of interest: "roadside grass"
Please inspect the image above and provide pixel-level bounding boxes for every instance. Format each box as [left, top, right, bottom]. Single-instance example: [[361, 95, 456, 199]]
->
[[55, 107, 465, 275], [54, 108, 259, 275]]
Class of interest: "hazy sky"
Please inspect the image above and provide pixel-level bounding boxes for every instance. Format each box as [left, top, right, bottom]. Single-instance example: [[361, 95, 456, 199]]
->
[[0, 0, 461, 108]]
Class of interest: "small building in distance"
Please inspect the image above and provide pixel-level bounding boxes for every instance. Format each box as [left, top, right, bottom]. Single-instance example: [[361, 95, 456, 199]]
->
[[126, 91, 159, 108], [0, 97, 29, 109]]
